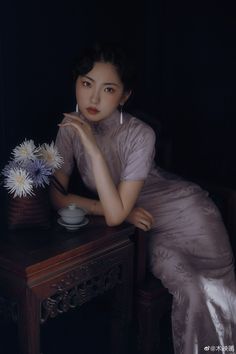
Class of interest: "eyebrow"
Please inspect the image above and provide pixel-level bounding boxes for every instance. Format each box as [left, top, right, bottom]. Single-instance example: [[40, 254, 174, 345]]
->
[[83, 75, 120, 87]]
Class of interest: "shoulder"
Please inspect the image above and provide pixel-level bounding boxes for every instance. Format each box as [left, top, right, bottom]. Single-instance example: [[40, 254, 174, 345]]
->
[[123, 113, 156, 144]]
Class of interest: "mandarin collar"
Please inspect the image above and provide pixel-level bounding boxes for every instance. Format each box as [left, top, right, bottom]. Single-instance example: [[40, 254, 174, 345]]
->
[[82, 109, 121, 135]]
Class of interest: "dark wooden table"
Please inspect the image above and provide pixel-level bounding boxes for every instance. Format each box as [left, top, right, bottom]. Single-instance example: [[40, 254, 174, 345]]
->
[[0, 216, 134, 354]]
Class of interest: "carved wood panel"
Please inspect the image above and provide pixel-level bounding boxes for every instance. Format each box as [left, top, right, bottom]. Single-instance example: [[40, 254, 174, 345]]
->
[[40, 255, 125, 324]]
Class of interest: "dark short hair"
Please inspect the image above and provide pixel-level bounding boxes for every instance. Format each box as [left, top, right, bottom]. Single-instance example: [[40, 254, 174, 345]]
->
[[73, 42, 136, 92]]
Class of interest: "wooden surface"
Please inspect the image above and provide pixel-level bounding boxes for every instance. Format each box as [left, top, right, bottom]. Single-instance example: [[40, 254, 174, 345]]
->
[[0, 216, 135, 354]]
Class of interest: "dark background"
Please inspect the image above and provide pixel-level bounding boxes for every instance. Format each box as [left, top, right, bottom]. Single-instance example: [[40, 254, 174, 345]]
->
[[1, 0, 236, 191]]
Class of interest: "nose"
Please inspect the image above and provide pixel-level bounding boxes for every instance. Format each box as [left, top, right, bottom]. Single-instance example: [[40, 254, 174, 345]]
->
[[90, 88, 100, 105]]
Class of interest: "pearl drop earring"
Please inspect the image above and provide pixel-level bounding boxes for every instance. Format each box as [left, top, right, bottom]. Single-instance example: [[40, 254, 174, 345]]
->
[[120, 105, 123, 125], [76, 104, 79, 113]]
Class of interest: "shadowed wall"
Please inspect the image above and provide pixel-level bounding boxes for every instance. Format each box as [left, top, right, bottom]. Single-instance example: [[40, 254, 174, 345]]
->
[[0, 0, 235, 187]]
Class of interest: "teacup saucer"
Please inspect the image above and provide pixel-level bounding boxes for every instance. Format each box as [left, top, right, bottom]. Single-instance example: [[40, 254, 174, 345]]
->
[[57, 217, 89, 231]]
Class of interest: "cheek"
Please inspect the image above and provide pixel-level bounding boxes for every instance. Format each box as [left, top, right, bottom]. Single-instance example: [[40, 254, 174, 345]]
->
[[105, 94, 122, 107], [76, 89, 87, 103]]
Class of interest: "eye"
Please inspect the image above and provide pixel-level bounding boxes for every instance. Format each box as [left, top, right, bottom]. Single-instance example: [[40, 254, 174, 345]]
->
[[104, 87, 115, 94], [81, 80, 91, 88]]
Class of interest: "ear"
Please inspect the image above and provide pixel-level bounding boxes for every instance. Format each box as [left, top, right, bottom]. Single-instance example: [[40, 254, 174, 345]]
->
[[120, 90, 132, 105]]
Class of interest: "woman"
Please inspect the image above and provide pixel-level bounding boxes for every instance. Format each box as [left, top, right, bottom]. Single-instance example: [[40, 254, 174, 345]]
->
[[50, 43, 236, 354]]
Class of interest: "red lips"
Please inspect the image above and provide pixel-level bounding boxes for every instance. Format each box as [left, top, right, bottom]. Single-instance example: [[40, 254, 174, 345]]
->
[[86, 107, 100, 115]]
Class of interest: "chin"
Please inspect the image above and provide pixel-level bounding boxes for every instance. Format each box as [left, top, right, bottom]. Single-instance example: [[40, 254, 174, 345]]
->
[[85, 115, 102, 122]]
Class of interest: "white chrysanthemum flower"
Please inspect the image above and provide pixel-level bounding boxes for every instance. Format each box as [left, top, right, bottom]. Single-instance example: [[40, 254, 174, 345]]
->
[[1, 160, 20, 177], [12, 139, 38, 163], [38, 142, 63, 171], [4, 167, 34, 198]]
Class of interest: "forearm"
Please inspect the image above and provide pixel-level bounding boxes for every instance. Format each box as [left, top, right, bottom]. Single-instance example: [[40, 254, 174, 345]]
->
[[90, 150, 129, 225], [50, 188, 104, 216]]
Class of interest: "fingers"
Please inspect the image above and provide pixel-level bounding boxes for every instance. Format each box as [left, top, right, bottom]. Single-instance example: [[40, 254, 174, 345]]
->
[[139, 208, 155, 224], [63, 113, 87, 126], [134, 209, 153, 227], [136, 221, 151, 232], [130, 207, 154, 231], [136, 224, 147, 231], [58, 114, 87, 131], [140, 218, 152, 230], [63, 113, 81, 120]]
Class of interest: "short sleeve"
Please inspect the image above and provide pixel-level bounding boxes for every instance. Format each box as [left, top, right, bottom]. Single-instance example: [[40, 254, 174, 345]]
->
[[120, 122, 156, 181], [55, 125, 76, 176]]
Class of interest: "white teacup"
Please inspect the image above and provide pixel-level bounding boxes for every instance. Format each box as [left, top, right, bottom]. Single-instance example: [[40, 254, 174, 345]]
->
[[58, 203, 87, 224]]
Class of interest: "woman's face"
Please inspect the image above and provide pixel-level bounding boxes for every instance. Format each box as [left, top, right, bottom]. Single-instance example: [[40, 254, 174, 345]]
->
[[75, 61, 130, 122]]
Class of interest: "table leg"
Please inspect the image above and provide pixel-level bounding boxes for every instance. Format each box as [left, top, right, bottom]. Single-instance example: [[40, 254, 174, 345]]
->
[[110, 249, 133, 354], [18, 289, 41, 354]]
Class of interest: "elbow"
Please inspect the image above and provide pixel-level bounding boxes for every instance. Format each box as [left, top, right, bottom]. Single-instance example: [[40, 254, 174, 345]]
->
[[105, 215, 124, 227], [106, 220, 120, 227]]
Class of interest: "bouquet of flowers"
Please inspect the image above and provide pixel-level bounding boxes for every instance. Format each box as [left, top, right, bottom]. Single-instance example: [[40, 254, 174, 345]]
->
[[1, 139, 63, 198]]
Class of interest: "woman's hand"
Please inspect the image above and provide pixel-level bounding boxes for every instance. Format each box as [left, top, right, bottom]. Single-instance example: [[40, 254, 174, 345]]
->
[[58, 113, 99, 156], [126, 207, 154, 231]]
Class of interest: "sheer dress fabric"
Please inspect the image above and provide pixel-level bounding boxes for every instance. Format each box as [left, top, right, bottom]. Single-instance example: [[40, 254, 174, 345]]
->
[[56, 109, 236, 354]]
